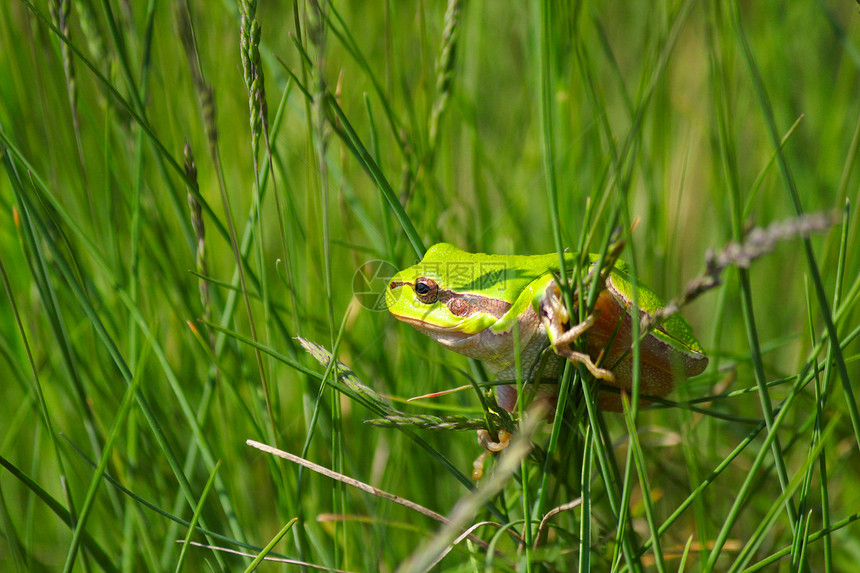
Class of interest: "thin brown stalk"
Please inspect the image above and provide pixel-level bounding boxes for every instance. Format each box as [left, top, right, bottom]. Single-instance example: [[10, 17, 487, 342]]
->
[[178, 541, 355, 572], [641, 212, 838, 331], [246, 440, 495, 552]]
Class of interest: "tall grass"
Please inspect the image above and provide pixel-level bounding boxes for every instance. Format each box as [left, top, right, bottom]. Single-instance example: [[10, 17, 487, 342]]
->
[[0, 0, 858, 570]]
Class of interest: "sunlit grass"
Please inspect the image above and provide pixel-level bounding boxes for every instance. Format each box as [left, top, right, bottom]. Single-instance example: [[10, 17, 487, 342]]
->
[[0, 0, 858, 571]]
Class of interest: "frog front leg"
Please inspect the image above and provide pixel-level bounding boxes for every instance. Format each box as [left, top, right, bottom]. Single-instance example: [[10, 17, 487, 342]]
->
[[539, 282, 616, 383]]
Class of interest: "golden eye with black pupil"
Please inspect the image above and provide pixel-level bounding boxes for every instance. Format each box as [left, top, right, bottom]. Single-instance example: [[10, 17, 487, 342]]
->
[[413, 278, 438, 304]]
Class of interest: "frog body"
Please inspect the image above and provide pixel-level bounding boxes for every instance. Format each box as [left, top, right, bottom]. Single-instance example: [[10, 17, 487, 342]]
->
[[386, 243, 707, 411]]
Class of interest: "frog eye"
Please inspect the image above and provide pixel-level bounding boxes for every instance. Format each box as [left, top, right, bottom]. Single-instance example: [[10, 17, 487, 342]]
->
[[414, 277, 439, 304]]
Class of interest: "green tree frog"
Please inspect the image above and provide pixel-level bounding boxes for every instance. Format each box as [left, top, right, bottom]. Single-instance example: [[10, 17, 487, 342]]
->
[[386, 243, 708, 412]]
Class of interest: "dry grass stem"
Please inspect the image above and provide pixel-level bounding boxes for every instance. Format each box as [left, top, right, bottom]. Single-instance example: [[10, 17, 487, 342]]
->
[[177, 541, 355, 572], [534, 498, 583, 548], [642, 212, 838, 331], [246, 439, 494, 552]]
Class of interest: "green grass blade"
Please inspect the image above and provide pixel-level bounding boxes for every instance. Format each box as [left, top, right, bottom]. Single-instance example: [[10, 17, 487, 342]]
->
[[62, 341, 149, 573], [242, 517, 299, 573], [0, 453, 119, 573], [175, 460, 222, 573], [729, 0, 860, 455], [326, 94, 425, 258], [622, 395, 666, 572]]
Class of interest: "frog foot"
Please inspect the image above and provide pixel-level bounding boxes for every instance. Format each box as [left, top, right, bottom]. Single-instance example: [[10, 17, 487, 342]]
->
[[540, 283, 615, 383], [477, 428, 512, 452], [472, 429, 512, 480]]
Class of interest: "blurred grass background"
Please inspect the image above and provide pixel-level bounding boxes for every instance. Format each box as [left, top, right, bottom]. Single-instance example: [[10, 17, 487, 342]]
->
[[0, 0, 859, 570]]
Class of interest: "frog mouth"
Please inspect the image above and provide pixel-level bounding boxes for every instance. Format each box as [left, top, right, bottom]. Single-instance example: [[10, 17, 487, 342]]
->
[[388, 314, 473, 340]]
